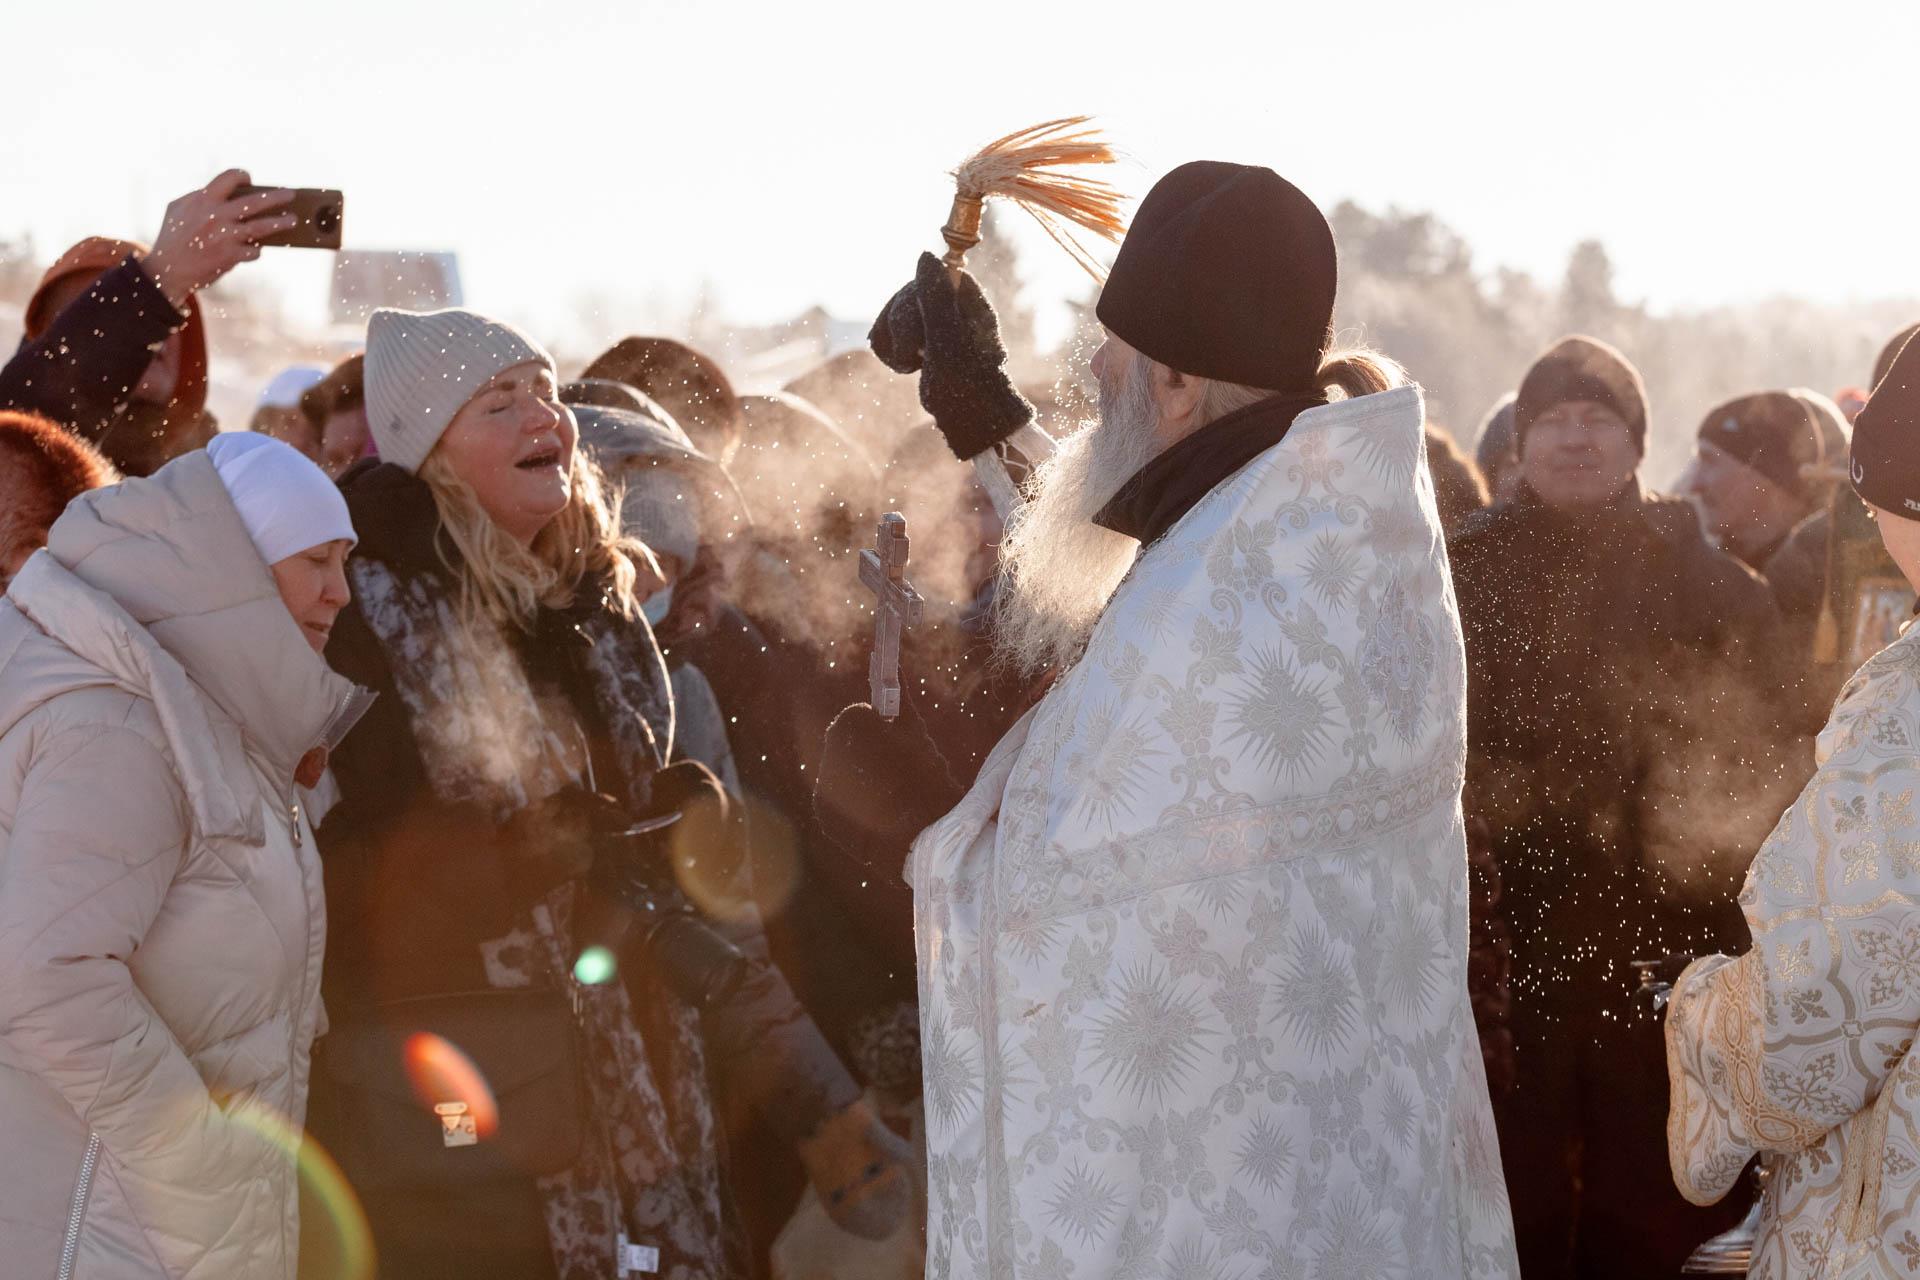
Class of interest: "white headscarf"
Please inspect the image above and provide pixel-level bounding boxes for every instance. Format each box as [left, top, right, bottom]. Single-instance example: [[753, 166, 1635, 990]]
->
[[206, 432, 356, 565]]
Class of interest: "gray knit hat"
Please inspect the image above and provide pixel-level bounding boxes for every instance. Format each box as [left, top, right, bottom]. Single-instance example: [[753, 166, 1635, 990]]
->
[[621, 473, 703, 572], [573, 403, 710, 571], [363, 307, 554, 472]]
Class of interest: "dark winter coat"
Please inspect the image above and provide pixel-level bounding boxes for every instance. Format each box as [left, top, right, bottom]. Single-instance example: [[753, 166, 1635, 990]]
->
[[311, 466, 744, 1280], [660, 599, 917, 1262], [0, 256, 211, 477], [1450, 480, 1788, 1274], [316, 461, 675, 1004], [1764, 507, 1828, 666], [1762, 506, 1869, 738], [1449, 481, 1790, 994], [670, 600, 921, 1042]]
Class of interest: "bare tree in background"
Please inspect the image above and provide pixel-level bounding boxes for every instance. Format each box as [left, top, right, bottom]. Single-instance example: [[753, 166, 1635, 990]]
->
[[1316, 202, 1920, 488]]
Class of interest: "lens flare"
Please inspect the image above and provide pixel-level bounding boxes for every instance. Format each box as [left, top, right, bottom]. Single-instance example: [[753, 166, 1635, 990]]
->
[[574, 944, 618, 985], [678, 790, 801, 924], [402, 1032, 500, 1139], [221, 1102, 375, 1279]]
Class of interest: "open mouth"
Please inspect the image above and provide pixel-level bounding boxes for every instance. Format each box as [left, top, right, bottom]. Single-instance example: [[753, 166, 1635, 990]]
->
[[517, 446, 563, 472]]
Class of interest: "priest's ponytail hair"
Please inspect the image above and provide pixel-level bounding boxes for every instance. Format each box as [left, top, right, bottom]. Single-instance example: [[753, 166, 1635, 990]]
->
[[1315, 347, 1407, 402], [1191, 345, 1408, 427]]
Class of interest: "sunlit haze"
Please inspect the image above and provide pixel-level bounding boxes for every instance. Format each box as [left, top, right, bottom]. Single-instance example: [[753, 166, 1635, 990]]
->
[[7, 1, 1913, 346]]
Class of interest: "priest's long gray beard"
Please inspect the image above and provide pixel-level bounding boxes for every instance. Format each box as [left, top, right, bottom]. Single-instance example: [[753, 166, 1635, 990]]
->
[[992, 353, 1158, 678]]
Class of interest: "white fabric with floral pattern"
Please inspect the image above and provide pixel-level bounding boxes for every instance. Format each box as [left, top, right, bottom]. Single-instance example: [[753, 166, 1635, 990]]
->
[[911, 385, 1519, 1280]]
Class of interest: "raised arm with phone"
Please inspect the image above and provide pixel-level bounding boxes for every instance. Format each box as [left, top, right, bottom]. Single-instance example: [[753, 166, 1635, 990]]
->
[[0, 169, 336, 475]]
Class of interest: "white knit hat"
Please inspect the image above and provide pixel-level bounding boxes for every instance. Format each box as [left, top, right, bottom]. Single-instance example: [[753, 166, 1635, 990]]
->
[[207, 432, 357, 565], [362, 307, 554, 472], [256, 365, 327, 411]]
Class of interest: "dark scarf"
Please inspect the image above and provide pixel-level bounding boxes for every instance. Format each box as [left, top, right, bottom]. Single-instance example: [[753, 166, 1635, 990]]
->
[[1094, 391, 1325, 545], [337, 463, 740, 1280]]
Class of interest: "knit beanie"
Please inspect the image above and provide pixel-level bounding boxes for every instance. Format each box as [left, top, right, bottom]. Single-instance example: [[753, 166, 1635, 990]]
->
[[1874, 323, 1920, 393], [1851, 333, 1920, 519], [363, 308, 553, 472], [620, 472, 703, 572], [572, 403, 709, 571], [206, 432, 356, 564], [1096, 161, 1337, 392], [1696, 391, 1825, 501], [258, 365, 327, 412], [1473, 392, 1518, 476], [1513, 336, 1648, 456]]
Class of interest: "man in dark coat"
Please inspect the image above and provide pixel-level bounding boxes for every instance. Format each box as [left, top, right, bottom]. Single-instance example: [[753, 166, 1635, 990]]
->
[[1449, 335, 1786, 1278], [0, 170, 293, 475]]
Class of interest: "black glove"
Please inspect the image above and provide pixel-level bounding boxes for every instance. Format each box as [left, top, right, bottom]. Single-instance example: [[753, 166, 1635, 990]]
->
[[585, 761, 752, 1008], [499, 785, 631, 906], [868, 252, 1033, 461], [586, 760, 742, 908], [814, 696, 967, 873]]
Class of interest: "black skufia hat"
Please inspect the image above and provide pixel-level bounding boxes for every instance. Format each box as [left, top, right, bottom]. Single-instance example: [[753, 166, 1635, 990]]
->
[[1851, 334, 1920, 519], [1095, 161, 1336, 393]]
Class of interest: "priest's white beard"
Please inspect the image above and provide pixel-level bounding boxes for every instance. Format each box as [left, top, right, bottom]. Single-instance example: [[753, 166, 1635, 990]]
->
[[993, 354, 1159, 678]]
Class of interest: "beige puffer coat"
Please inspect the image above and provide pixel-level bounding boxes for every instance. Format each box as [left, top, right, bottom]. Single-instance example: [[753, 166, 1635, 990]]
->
[[0, 451, 360, 1278]]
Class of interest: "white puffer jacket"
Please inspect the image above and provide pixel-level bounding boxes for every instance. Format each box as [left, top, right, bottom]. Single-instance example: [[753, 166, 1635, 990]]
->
[[0, 451, 359, 1278]]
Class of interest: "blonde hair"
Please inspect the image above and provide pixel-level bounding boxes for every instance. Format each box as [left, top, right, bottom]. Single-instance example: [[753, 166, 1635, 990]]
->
[[1192, 347, 1409, 425], [419, 445, 656, 632]]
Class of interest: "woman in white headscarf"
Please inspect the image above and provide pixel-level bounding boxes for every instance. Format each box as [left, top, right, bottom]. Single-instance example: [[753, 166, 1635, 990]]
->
[[0, 433, 363, 1278]]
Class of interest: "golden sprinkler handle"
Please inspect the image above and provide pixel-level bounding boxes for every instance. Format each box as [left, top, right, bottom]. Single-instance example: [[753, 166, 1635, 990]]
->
[[940, 193, 985, 276]]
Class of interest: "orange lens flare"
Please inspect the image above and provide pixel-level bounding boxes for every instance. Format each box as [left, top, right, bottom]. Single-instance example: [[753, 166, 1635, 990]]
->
[[402, 1032, 500, 1140]]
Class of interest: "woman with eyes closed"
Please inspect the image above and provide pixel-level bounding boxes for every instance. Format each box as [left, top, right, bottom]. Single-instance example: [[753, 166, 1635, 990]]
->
[[310, 309, 891, 1280]]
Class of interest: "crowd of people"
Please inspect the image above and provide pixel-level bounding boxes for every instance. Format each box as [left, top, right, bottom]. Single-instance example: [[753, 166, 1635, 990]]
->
[[1, 162, 1918, 1279]]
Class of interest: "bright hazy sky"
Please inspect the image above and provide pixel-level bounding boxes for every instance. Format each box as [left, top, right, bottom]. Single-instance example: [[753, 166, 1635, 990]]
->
[[7, 1, 1913, 344]]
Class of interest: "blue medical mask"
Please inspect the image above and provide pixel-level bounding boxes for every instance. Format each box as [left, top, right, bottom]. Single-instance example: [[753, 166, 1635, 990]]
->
[[642, 585, 674, 628]]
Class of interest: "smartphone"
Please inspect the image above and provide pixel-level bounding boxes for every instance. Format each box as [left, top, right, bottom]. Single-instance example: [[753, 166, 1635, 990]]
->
[[235, 185, 344, 250]]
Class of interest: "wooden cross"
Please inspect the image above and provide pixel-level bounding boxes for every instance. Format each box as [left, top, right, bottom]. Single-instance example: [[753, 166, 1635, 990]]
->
[[859, 512, 925, 719]]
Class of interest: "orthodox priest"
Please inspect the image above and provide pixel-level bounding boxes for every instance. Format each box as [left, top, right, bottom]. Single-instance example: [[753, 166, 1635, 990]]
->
[[825, 162, 1518, 1279]]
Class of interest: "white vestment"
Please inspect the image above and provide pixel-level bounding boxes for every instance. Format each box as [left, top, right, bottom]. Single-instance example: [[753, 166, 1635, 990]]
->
[[911, 386, 1518, 1279], [1667, 627, 1920, 1277]]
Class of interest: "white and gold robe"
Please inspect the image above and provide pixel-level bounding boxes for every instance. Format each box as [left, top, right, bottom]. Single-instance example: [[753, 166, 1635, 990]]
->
[[1668, 626, 1920, 1277], [910, 386, 1518, 1280]]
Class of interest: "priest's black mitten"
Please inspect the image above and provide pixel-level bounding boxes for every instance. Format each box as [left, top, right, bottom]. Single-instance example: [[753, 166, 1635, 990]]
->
[[867, 252, 1034, 461], [868, 275, 926, 374], [814, 696, 966, 874]]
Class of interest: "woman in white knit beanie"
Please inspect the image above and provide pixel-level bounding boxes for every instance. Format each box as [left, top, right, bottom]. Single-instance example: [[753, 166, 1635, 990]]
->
[[0, 433, 361, 1278], [314, 310, 897, 1279]]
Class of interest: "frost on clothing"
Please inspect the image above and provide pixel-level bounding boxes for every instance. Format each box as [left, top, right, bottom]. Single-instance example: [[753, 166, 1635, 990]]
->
[[0, 452, 354, 1278], [910, 386, 1518, 1280], [1667, 626, 1920, 1276]]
